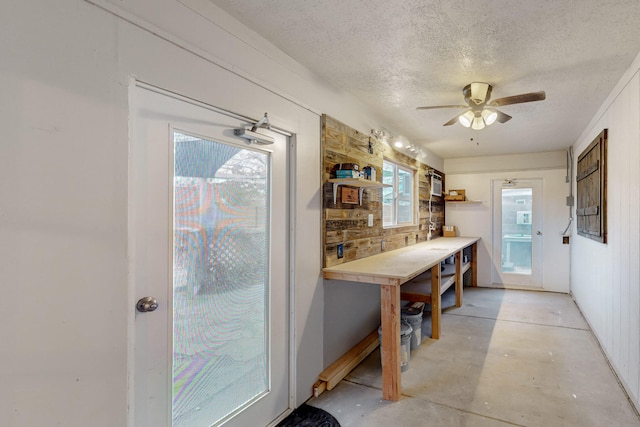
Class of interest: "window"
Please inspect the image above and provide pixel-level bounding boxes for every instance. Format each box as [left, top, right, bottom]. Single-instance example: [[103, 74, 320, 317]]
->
[[382, 160, 414, 226]]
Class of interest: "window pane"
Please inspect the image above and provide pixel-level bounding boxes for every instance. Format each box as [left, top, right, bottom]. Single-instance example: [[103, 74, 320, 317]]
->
[[500, 188, 532, 274], [382, 162, 395, 226], [382, 161, 414, 227], [172, 132, 269, 426], [397, 168, 413, 223]]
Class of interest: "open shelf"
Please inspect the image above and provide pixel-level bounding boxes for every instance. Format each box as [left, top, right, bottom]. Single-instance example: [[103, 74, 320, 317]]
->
[[328, 178, 392, 205], [445, 200, 483, 204], [400, 261, 472, 302]]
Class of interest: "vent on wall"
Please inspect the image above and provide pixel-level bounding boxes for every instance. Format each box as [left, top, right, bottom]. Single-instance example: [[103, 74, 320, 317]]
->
[[430, 173, 442, 196]]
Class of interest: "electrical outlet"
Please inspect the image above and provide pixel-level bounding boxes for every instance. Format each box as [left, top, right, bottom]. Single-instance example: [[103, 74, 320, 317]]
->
[[381, 239, 385, 251], [368, 214, 373, 227]]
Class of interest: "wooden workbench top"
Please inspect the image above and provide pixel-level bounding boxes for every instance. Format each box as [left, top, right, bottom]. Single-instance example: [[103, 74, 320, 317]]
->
[[322, 236, 480, 286]]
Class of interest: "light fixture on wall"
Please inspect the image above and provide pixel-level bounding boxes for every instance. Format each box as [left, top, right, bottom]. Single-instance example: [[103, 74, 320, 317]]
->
[[372, 128, 401, 147], [371, 128, 385, 139], [372, 128, 422, 157]]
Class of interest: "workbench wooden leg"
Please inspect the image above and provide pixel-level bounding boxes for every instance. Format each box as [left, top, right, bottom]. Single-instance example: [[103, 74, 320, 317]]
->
[[380, 283, 401, 401], [455, 250, 463, 307], [431, 264, 441, 339], [471, 242, 478, 287]]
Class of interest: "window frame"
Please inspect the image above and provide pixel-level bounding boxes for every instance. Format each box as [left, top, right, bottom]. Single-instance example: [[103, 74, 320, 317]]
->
[[382, 159, 416, 227]]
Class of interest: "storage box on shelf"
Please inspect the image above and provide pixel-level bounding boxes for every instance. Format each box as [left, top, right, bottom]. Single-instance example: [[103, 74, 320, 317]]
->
[[444, 189, 465, 201], [443, 225, 456, 237], [327, 178, 391, 205]]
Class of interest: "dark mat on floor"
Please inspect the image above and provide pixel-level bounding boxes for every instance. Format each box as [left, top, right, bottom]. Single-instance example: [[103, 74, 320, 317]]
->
[[276, 403, 341, 427]]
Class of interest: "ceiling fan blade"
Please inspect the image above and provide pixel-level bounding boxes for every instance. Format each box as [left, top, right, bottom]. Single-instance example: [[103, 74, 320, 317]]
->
[[495, 109, 512, 123], [416, 105, 468, 110], [443, 110, 468, 126], [488, 91, 546, 107]]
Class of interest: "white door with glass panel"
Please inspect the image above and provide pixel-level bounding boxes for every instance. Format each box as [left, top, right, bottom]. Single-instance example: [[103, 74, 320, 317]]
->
[[491, 179, 543, 287], [130, 85, 289, 427]]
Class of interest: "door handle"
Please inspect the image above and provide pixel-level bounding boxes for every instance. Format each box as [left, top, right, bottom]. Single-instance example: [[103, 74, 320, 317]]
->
[[136, 296, 159, 313]]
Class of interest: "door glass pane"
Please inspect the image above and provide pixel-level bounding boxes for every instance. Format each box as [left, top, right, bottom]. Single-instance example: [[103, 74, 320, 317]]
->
[[501, 188, 532, 274], [172, 131, 269, 427]]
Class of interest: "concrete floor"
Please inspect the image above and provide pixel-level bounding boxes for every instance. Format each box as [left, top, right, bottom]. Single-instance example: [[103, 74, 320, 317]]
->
[[308, 287, 640, 427]]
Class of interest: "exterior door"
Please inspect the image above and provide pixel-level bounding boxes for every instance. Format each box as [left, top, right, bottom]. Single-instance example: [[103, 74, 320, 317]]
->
[[492, 179, 543, 287], [129, 84, 289, 427]]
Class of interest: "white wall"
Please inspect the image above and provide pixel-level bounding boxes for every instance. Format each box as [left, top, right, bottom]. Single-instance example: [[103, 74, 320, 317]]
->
[[571, 53, 640, 410], [444, 152, 570, 292], [0, 0, 442, 425]]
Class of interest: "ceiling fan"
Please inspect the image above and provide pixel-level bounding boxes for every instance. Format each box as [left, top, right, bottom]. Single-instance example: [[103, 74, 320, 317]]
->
[[416, 82, 546, 130]]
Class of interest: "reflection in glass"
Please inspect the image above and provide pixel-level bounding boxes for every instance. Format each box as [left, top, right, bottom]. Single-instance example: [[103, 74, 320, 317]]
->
[[501, 188, 532, 274], [172, 132, 269, 426]]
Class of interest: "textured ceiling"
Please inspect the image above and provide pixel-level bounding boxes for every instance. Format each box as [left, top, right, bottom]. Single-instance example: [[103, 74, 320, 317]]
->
[[207, 0, 640, 159]]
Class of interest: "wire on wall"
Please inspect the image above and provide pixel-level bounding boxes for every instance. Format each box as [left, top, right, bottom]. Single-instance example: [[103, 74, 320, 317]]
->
[[426, 169, 437, 238]]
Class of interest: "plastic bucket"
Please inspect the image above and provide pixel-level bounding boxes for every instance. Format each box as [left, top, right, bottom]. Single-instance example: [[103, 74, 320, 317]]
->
[[402, 306, 423, 350], [378, 321, 413, 372]]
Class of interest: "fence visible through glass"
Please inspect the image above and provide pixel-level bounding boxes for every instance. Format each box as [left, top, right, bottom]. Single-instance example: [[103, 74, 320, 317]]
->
[[172, 131, 269, 427]]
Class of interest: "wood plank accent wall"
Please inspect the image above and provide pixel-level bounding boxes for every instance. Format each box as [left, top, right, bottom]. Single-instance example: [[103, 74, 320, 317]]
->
[[322, 114, 444, 267]]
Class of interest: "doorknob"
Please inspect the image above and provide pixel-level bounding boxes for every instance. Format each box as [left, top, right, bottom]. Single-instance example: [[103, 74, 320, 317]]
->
[[536, 231, 543, 236], [136, 296, 159, 313]]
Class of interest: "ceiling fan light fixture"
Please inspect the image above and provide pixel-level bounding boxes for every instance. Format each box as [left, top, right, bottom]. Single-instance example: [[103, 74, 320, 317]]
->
[[459, 110, 474, 127], [418, 82, 545, 129], [482, 108, 498, 126], [470, 82, 490, 105], [471, 115, 485, 130]]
